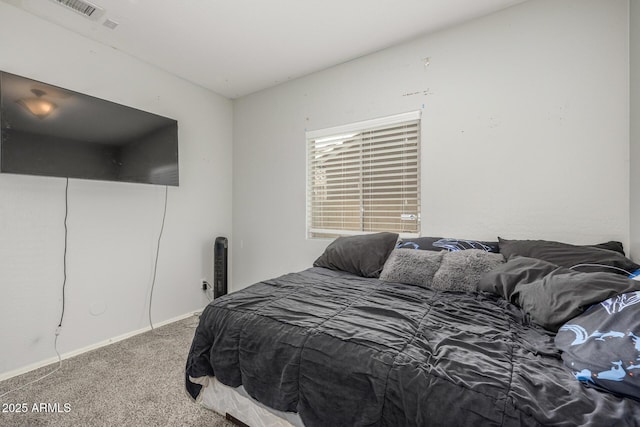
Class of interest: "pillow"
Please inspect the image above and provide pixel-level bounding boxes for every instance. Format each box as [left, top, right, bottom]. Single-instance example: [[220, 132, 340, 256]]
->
[[498, 238, 639, 276], [397, 236, 499, 253], [480, 256, 640, 331], [379, 249, 443, 287], [313, 232, 398, 278], [555, 291, 640, 400], [591, 241, 626, 255], [478, 256, 560, 305], [431, 250, 505, 292]]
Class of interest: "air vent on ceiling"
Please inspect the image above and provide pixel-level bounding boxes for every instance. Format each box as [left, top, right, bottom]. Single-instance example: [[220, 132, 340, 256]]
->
[[50, 0, 105, 20], [103, 18, 118, 30]]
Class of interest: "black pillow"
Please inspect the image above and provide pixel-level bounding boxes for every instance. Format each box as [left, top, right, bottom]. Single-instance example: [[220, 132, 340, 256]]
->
[[555, 291, 640, 400], [397, 236, 499, 253], [498, 238, 639, 276], [313, 232, 399, 278], [479, 256, 640, 331], [590, 241, 626, 255]]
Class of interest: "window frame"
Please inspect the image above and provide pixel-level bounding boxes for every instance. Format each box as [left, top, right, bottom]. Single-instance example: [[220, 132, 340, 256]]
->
[[306, 111, 421, 239]]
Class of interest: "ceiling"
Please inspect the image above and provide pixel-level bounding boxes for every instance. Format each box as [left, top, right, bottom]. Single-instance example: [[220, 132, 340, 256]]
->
[[2, 0, 526, 99]]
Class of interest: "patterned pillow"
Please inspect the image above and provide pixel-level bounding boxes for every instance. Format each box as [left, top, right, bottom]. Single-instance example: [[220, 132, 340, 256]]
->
[[397, 236, 499, 253], [555, 291, 640, 400]]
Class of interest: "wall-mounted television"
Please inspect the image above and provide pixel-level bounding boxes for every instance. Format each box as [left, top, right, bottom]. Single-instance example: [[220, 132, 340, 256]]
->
[[0, 71, 179, 186]]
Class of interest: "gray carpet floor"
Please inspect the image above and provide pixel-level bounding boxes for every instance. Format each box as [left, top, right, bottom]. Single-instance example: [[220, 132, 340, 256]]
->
[[0, 315, 234, 427]]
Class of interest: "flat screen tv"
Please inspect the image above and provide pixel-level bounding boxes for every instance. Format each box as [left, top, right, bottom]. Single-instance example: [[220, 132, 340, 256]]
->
[[0, 71, 179, 186]]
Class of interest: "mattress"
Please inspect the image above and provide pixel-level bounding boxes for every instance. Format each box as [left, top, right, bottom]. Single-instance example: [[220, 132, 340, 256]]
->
[[192, 375, 303, 427]]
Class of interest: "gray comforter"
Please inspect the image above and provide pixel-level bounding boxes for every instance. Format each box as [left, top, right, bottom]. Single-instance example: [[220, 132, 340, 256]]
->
[[185, 266, 640, 426]]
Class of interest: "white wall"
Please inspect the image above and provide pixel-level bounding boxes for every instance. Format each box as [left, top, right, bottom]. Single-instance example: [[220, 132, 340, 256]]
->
[[232, 0, 630, 289], [630, 0, 640, 258], [0, 3, 233, 377]]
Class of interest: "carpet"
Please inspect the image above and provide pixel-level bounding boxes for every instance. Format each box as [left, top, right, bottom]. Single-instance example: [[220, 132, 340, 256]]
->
[[0, 315, 233, 427]]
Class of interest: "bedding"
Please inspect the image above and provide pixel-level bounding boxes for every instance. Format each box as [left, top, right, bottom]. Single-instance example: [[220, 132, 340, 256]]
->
[[197, 376, 304, 427], [478, 256, 640, 331], [379, 248, 504, 291], [555, 291, 640, 401], [186, 266, 640, 426], [312, 232, 398, 278], [431, 249, 504, 292], [397, 236, 500, 252], [497, 238, 639, 275], [378, 248, 443, 286]]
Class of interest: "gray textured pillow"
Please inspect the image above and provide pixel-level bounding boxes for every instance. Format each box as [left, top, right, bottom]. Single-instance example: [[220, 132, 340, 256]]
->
[[432, 249, 505, 292], [379, 248, 443, 287]]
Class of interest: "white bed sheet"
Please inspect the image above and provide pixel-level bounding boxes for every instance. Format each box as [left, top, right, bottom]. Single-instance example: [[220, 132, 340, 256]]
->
[[192, 375, 305, 427]]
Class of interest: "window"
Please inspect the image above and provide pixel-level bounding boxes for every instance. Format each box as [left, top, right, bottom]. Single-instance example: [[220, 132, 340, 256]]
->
[[306, 111, 421, 239]]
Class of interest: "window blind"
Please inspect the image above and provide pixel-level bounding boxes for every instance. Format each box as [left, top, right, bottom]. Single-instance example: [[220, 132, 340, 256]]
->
[[307, 112, 420, 239]]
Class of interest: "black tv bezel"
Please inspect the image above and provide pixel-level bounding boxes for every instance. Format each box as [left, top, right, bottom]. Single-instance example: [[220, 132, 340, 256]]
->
[[0, 71, 179, 186]]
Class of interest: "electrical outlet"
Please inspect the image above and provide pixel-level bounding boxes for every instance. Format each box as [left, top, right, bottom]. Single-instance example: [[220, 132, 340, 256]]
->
[[201, 280, 208, 291]]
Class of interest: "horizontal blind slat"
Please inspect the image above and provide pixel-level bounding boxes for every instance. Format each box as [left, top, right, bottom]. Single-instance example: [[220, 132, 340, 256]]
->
[[310, 179, 417, 189], [307, 113, 420, 238], [312, 170, 418, 181]]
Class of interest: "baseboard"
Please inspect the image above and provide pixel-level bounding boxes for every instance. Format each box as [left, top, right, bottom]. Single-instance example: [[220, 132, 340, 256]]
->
[[0, 311, 201, 382]]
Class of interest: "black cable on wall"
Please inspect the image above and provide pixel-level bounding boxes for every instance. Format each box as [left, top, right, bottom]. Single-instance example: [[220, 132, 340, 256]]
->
[[148, 185, 168, 330]]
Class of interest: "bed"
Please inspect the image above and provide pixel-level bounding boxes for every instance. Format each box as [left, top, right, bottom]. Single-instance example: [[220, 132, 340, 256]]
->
[[186, 233, 640, 426]]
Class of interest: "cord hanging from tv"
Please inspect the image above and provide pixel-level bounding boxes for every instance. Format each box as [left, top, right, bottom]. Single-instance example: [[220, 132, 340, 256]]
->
[[0, 71, 179, 186]]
